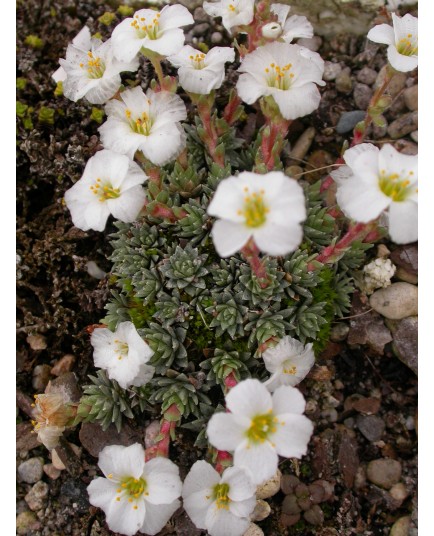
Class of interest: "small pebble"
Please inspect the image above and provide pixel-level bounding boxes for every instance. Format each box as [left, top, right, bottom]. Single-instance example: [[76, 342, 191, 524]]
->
[[304, 504, 324, 525], [250, 499, 271, 522], [16, 511, 40, 535], [403, 85, 418, 111], [51, 449, 66, 471], [357, 66, 377, 85], [335, 68, 353, 94], [288, 127, 316, 165], [356, 414, 385, 442], [375, 67, 406, 96], [388, 111, 418, 139], [25, 481, 49, 511], [410, 130, 418, 143], [330, 323, 349, 342], [243, 523, 264, 536], [336, 110, 365, 134], [390, 482, 409, 505], [27, 334, 47, 351], [281, 474, 300, 495], [256, 470, 281, 499], [51, 354, 75, 376], [392, 316, 418, 374], [370, 282, 418, 320], [297, 36, 322, 52], [390, 516, 411, 536], [18, 457, 44, 484], [353, 83, 373, 110], [32, 364, 52, 391], [86, 261, 106, 280], [43, 463, 61, 480], [323, 61, 342, 82], [210, 31, 223, 44], [192, 22, 209, 37], [366, 458, 402, 489], [286, 165, 303, 179]]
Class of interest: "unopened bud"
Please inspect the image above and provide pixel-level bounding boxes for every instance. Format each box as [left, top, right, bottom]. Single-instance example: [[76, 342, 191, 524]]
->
[[262, 22, 283, 39]]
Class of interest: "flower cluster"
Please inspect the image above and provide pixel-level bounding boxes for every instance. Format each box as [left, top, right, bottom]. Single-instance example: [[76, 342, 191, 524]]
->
[[50, 1, 419, 535]]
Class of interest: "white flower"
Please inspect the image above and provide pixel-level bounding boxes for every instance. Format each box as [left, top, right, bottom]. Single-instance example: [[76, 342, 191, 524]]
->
[[111, 5, 194, 62], [182, 461, 256, 536], [64, 150, 148, 232], [99, 87, 187, 165], [88, 443, 182, 536], [91, 321, 155, 389], [207, 171, 306, 257], [52, 27, 139, 104], [236, 42, 325, 120], [269, 4, 314, 43], [367, 12, 418, 72], [203, 0, 255, 34], [331, 143, 418, 244], [167, 45, 235, 95], [363, 257, 396, 294], [262, 337, 315, 392], [206, 379, 314, 485]]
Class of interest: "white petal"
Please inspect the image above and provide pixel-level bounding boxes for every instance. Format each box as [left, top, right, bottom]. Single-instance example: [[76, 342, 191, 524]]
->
[[140, 499, 180, 536], [343, 143, 379, 170], [111, 19, 144, 62], [144, 457, 182, 505], [52, 66, 66, 83], [236, 73, 265, 104], [84, 76, 122, 105], [130, 364, 155, 387], [99, 119, 142, 160], [392, 12, 418, 44], [109, 186, 146, 222], [204, 1, 223, 18], [158, 4, 194, 31], [205, 506, 250, 536], [139, 124, 186, 166], [263, 373, 289, 391], [272, 414, 314, 458], [72, 26, 92, 49], [253, 222, 303, 256], [211, 220, 251, 257], [119, 321, 153, 358], [272, 83, 321, 120], [98, 443, 145, 480], [149, 90, 187, 129], [226, 379, 273, 418], [222, 466, 256, 501], [178, 66, 224, 94], [272, 385, 306, 415], [206, 46, 236, 65], [206, 413, 248, 451], [378, 144, 417, 182], [105, 496, 146, 536], [388, 201, 418, 244], [142, 28, 186, 57], [387, 45, 418, 72], [336, 176, 390, 223], [271, 3, 291, 25], [207, 176, 246, 221], [91, 328, 119, 369], [229, 496, 257, 518], [367, 23, 395, 45], [233, 441, 278, 484], [183, 461, 221, 497], [282, 15, 314, 42], [87, 477, 118, 510], [183, 490, 214, 529]]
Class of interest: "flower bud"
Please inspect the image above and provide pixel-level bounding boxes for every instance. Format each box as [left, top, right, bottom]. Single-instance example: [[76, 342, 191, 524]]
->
[[262, 22, 283, 39]]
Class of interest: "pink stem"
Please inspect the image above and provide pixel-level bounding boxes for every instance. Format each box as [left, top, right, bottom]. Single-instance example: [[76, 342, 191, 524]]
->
[[197, 98, 225, 167], [241, 239, 269, 288], [150, 203, 187, 222], [145, 405, 180, 461]]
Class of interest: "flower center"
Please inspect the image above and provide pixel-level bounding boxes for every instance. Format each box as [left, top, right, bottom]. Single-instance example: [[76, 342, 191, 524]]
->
[[264, 62, 294, 90], [131, 13, 161, 40], [228, 3, 237, 13], [116, 476, 148, 509], [89, 178, 121, 201], [114, 339, 129, 360], [80, 51, 105, 79], [378, 169, 417, 202], [213, 483, 230, 510], [396, 34, 418, 56], [125, 108, 153, 136], [246, 411, 278, 443], [282, 362, 297, 375], [189, 52, 206, 70], [238, 187, 269, 228]]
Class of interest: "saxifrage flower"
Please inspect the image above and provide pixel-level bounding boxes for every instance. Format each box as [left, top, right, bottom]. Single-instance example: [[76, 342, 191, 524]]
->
[[203, 0, 255, 35]]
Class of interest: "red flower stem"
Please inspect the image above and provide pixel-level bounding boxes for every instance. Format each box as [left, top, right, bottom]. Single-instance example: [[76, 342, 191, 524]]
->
[[223, 93, 242, 126], [196, 96, 225, 167], [150, 202, 187, 222], [241, 239, 269, 288], [145, 404, 180, 461]]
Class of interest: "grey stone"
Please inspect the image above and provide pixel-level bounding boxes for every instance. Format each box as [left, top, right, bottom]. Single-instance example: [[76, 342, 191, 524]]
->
[[32, 364, 52, 391], [46, 372, 81, 403], [24, 481, 49, 511], [192, 23, 209, 37], [193, 7, 208, 21], [375, 67, 407, 97], [357, 66, 377, 85], [60, 479, 90, 514], [79, 421, 142, 458], [410, 130, 418, 143], [356, 415, 385, 442], [250, 499, 271, 521], [367, 459, 402, 489], [330, 323, 349, 342], [390, 483, 409, 507], [395, 266, 418, 284], [335, 68, 353, 94], [43, 463, 61, 480], [18, 457, 44, 483], [390, 245, 418, 274], [323, 61, 342, 81], [388, 111, 418, 139], [210, 31, 223, 44], [304, 504, 325, 525], [353, 83, 373, 110], [404, 85, 418, 111], [16, 422, 40, 452], [336, 110, 365, 134], [390, 516, 411, 536], [392, 316, 418, 374], [369, 283, 418, 320], [372, 119, 388, 139]]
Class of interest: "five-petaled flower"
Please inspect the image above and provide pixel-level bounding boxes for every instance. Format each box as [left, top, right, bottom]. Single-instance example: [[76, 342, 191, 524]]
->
[[87, 443, 182, 536], [331, 143, 418, 244], [91, 321, 155, 389], [367, 12, 418, 72], [168, 45, 235, 95], [262, 336, 315, 392], [207, 171, 306, 257], [111, 5, 194, 62], [64, 149, 148, 232], [182, 461, 256, 536], [52, 26, 139, 104], [236, 41, 325, 120], [99, 86, 187, 165], [262, 3, 314, 43], [203, 0, 255, 35], [206, 379, 314, 484]]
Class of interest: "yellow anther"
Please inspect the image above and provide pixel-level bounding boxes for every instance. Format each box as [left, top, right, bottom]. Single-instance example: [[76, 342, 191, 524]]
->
[[133, 505, 138, 510], [116, 497, 121, 501]]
